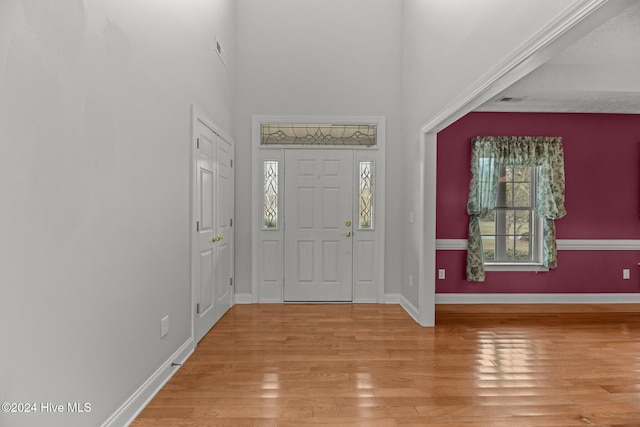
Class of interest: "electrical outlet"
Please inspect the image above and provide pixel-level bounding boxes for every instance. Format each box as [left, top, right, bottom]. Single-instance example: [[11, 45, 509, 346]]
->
[[438, 269, 446, 280], [161, 315, 169, 338], [623, 269, 630, 280]]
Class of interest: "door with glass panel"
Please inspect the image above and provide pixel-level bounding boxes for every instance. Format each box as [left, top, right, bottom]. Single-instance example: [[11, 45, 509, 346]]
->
[[283, 149, 354, 301]]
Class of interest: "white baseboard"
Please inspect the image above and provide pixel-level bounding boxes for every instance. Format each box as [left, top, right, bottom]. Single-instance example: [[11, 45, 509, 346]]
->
[[436, 293, 640, 304], [234, 293, 253, 304], [385, 293, 420, 323], [237, 295, 383, 304], [400, 295, 420, 323], [102, 338, 194, 427], [383, 293, 401, 304]]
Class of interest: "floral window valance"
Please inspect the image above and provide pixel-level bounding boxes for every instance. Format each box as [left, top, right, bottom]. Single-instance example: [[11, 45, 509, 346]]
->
[[466, 136, 566, 282]]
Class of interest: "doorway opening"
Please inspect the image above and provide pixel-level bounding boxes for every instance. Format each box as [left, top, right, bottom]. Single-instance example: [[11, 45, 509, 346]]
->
[[251, 117, 386, 303]]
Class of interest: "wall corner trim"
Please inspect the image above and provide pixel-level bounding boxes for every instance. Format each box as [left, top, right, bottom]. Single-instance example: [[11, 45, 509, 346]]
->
[[386, 293, 423, 326], [102, 338, 194, 427]]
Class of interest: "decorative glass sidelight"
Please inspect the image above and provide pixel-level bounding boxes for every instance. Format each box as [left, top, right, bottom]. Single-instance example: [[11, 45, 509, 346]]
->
[[261, 124, 377, 146], [263, 160, 278, 229], [359, 161, 374, 229]]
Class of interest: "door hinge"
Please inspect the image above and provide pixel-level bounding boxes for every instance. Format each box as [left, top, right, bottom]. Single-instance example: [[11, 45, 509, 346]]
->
[[196, 303, 200, 314], [196, 221, 200, 232], [229, 277, 233, 287], [197, 138, 200, 149], [230, 159, 233, 167], [230, 218, 233, 227]]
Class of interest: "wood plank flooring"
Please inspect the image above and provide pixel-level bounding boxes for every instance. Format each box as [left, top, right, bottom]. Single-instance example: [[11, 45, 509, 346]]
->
[[132, 304, 640, 426]]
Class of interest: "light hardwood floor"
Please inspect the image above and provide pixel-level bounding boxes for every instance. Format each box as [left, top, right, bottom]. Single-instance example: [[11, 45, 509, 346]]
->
[[132, 303, 640, 426]]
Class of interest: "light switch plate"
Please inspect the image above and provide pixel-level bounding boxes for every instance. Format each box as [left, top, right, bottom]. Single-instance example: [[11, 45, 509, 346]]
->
[[161, 315, 169, 338]]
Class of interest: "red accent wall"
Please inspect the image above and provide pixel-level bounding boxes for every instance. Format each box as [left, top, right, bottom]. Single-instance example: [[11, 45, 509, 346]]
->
[[436, 112, 640, 293]]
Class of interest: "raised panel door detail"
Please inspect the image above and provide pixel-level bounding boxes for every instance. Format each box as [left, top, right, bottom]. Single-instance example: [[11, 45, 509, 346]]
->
[[322, 187, 339, 229], [200, 169, 214, 230], [217, 240, 230, 298], [322, 240, 339, 282], [201, 134, 215, 158], [284, 149, 353, 301], [322, 159, 339, 176], [199, 249, 214, 313], [297, 159, 314, 176], [297, 240, 314, 282], [297, 188, 314, 229]]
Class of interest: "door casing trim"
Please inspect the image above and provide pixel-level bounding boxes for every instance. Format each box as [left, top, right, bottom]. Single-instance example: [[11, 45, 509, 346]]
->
[[251, 115, 386, 303]]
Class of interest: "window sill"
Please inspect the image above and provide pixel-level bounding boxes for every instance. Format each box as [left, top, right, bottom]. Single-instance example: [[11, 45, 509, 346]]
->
[[484, 264, 549, 272]]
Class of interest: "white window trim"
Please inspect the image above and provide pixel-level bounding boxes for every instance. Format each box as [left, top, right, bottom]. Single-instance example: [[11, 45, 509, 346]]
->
[[484, 264, 549, 272], [481, 165, 544, 271]]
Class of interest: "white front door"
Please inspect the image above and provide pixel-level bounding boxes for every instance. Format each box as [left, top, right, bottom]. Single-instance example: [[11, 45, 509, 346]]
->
[[284, 149, 354, 301], [193, 117, 233, 343]]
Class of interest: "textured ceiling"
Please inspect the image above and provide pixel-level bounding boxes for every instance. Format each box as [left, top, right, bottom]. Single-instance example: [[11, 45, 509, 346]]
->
[[476, 2, 640, 114]]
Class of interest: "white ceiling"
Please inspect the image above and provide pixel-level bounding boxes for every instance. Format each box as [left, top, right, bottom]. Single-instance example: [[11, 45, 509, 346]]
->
[[476, 2, 640, 114]]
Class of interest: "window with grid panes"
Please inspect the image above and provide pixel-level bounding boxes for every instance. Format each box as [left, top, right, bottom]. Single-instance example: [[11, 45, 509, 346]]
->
[[478, 164, 543, 266]]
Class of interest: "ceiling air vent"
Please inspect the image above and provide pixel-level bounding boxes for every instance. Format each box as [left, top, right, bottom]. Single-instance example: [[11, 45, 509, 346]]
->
[[496, 96, 524, 103], [215, 36, 226, 65]]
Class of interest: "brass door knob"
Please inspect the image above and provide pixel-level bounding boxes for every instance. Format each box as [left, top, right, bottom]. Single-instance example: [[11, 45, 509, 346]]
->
[[211, 235, 224, 243], [345, 231, 352, 237], [345, 221, 352, 226]]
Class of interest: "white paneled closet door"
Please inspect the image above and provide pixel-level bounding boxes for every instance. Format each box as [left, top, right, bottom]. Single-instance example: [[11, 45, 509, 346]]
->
[[193, 116, 233, 343]]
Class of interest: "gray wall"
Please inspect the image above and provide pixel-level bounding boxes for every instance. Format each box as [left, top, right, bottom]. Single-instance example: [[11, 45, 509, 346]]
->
[[1, 0, 615, 425], [0, 1, 235, 425], [234, 0, 404, 299]]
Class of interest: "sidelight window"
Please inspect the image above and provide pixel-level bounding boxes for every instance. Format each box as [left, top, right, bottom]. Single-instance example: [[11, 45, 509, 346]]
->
[[359, 161, 374, 229], [263, 160, 278, 229]]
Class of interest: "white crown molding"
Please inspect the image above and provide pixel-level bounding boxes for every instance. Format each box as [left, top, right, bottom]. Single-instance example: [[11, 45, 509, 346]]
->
[[436, 239, 640, 251], [420, 0, 636, 134], [436, 293, 640, 304]]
